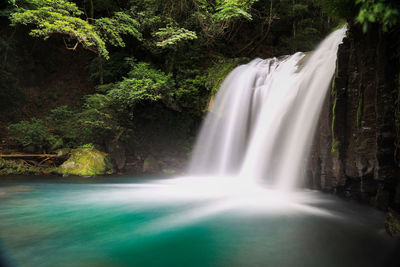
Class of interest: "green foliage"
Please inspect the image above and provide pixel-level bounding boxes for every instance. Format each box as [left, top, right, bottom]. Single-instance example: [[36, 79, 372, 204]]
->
[[3, 0, 342, 159], [331, 69, 339, 156], [356, 0, 399, 32], [270, 0, 336, 54], [155, 25, 197, 48], [173, 71, 207, 111], [193, 0, 259, 41], [79, 94, 125, 141], [120, 0, 260, 51], [46, 105, 87, 148], [108, 62, 175, 108], [7, 118, 54, 151], [0, 1, 17, 17], [321, 0, 399, 32], [163, 47, 211, 113], [80, 143, 95, 149], [87, 52, 133, 84], [94, 11, 142, 47], [280, 20, 321, 53], [0, 158, 47, 175], [128, 0, 162, 32], [212, 0, 257, 22], [331, 91, 340, 156], [7, 104, 115, 152], [10, 0, 108, 57], [320, 0, 357, 19], [206, 58, 242, 94], [10, 0, 143, 58]]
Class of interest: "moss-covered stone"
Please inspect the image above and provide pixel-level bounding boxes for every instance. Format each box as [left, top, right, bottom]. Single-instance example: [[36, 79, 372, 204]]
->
[[385, 210, 400, 238], [162, 169, 177, 174], [142, 155, 159, 173], [56, 148, 71, 157], [57, 147, 114, 176]]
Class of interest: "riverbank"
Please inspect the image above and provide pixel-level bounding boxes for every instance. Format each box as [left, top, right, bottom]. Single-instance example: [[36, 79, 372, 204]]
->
[[0, 152, 188, 177]]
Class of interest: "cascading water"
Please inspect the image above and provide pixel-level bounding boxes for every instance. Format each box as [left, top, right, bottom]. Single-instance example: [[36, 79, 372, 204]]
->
[[189, 26, 347, 190]]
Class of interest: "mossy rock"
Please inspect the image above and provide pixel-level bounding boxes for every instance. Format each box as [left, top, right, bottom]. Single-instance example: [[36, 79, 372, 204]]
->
[[162, 169, 177, 175], [385, 209, 400, 238], [57, 147, 114, 176], [56, 148, 71, 157], [143, 155, 160, 173]]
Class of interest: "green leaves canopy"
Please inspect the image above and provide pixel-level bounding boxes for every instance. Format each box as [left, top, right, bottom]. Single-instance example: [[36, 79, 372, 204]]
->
[[10, 0, 142, 58], [356, 0, 399, 32], [108, 62, 175, 108]]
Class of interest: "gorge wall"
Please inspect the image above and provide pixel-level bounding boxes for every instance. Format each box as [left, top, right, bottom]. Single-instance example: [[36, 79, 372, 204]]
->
[[308, 24, 400, 212]]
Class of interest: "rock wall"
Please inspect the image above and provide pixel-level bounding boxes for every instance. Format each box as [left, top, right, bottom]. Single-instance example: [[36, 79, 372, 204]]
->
[[308, 24, 400, 211]]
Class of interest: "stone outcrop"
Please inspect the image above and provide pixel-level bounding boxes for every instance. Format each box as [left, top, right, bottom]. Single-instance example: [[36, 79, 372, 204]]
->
[[142, 155, 160, 173], [105, 140, 126, 171], [385, 209, 400, 238], [308, 24, 400, 211], [57, 147, 114, 176]]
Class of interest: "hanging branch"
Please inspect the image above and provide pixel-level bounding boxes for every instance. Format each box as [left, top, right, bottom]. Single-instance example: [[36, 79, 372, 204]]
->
[[63, 38, 80, 51]]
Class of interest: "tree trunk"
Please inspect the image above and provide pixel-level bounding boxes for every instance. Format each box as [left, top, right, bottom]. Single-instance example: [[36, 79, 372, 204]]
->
[[3, 27, 16, 67], [98, 55, 104, 85], [89, 0, 94, 22]]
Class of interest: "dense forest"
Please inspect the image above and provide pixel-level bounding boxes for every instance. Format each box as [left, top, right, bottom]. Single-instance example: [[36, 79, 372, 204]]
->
[[0, 0, 336, 173]]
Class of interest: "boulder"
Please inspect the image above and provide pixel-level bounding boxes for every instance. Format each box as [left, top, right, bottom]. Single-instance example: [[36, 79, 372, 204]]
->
[[385, 209, 400, 238], [105, 140, 126, 170], [143, 155, 160, 173], [57, 147, 114, 176], [56, 148, 71, 157]]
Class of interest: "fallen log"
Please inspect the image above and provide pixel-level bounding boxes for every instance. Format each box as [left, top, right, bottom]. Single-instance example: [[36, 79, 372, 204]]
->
[[0, 154, 63, 159]]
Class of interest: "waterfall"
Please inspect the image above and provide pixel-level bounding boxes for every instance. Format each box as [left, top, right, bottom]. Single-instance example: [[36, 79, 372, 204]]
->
[[188, 26, 347, 190]]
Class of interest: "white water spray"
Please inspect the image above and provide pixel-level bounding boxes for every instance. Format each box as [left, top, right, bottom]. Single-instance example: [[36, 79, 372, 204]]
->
[[189, 26, 347, 190]]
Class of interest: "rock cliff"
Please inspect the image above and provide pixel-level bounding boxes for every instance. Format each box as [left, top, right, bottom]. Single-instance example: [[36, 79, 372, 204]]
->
[[308, 24, 400, 211]]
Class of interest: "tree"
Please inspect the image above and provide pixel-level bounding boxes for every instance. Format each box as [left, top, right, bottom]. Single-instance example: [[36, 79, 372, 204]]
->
[[10, 0, 142, 58], [320, 0, 400, 33], [356, 0, 399, 32]]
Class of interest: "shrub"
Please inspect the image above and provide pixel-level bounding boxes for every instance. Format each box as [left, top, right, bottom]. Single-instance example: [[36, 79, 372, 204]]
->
[[7, 118, 56, 151], [107, 62, 175, 108]]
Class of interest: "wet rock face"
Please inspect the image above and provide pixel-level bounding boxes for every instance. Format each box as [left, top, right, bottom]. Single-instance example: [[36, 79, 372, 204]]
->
[[105, 140, 126, 171], [308, 24, 400, 211]]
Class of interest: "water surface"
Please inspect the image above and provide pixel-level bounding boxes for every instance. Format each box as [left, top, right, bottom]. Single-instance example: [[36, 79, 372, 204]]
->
[[0, 176, 397, 267]]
